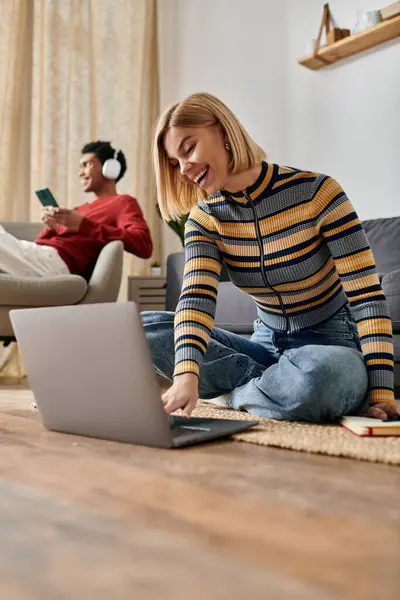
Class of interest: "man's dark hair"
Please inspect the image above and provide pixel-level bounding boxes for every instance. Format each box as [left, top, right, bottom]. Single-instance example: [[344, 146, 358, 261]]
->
[[81, 140, 127, 182]]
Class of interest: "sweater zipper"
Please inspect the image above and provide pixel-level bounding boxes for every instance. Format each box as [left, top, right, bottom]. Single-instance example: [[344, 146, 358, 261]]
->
[[244, 192, 291, 334]]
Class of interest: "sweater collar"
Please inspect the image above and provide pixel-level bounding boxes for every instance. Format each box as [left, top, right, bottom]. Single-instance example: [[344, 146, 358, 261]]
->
[[210, 161, 275, 204]]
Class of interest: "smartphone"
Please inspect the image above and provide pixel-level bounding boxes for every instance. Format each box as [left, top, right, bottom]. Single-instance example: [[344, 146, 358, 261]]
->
[[35, 187, 59, 208]]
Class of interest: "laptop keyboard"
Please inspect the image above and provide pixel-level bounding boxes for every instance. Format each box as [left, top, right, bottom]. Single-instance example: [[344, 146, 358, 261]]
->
[[170, 424, 191, 437], [169, 415, 213, 437]]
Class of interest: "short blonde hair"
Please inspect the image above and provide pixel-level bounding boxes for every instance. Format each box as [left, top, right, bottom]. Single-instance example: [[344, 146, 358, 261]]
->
[[153, 92, 266, 221]]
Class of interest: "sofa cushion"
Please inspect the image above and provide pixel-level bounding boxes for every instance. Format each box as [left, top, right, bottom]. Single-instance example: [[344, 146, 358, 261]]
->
[[362, 217, 400, 274], [393, 331, 400, 371], [381, 270, 400, 323], [0, 274, 87, 306], [214, 282, 257, 333], [166, 251, 231, 312]]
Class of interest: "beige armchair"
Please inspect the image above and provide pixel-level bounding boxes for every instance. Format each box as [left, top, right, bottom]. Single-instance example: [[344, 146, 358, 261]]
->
[[0, 222, 124, 341]]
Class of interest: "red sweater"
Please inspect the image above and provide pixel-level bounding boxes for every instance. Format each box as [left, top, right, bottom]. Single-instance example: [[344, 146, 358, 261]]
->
[[35, 194, 153, 279]]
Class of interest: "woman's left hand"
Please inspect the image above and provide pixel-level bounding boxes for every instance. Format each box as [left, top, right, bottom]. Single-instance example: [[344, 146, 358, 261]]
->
[[364, 402, 400, 420]]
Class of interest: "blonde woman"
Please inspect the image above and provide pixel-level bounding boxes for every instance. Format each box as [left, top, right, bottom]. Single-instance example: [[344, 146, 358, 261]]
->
[[142, 92, 398, 422]]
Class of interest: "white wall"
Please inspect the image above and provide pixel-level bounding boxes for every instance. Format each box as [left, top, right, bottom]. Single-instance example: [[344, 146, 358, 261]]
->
[[158, 0, 400, 256], [284, 0, 400, 219]]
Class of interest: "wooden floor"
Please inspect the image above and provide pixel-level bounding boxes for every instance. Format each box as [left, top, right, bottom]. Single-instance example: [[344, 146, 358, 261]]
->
[[0, 384, 399, 600]]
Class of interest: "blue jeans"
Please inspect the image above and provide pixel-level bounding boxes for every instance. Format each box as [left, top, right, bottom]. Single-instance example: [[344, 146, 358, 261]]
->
[[141, 305, 369, 423]]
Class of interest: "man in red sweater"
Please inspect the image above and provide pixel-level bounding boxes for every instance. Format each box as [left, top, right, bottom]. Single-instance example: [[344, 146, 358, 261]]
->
[[0, 141, 153, 279]]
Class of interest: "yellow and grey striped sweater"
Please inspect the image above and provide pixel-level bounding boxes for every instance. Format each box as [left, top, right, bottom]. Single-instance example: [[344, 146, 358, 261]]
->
[[174, 162, 395, 405]]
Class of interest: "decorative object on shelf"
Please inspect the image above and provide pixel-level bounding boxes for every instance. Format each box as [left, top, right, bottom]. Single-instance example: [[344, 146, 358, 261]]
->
[[156, 204, 188, 247], [298, 14, 400, 70], [353, 9, 382, 34], [150, 262, 162, 276], [353, 10, 369, 34], [380, 1, 400, 21], [366, 10, 383, 26], [313, 3, 350, 57], [327, 27, 350, 45]]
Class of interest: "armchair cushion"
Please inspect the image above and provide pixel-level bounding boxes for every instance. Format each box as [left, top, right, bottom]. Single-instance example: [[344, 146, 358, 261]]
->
[[0, 222, 123, 306], [0, 274, 87, 306], [0, 223, 124, 341], [1, 221, 43, 242]]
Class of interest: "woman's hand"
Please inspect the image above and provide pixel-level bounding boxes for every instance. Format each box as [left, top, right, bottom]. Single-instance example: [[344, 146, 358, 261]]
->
[[162, 373, 199, 417], [364, 402, 400, 420]]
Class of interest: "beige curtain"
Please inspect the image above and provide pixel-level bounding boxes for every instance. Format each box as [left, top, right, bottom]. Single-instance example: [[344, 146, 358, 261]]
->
[[0, 0, 33, 380], [0, 0, 33, 220], [0, 0, 160, 379], [30, 0, 160, 286], [0, 0, 159, 265]]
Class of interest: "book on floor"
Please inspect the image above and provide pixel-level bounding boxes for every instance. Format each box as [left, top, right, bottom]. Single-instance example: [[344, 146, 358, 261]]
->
[[340, 416, 400, 437]]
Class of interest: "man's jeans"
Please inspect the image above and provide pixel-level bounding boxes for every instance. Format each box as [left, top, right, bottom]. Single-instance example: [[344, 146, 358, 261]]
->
[[141, 305, 369, 422]]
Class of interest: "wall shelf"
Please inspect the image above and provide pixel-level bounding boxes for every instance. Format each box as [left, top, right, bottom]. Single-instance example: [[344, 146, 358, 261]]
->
[[298, 15, 400, 70]]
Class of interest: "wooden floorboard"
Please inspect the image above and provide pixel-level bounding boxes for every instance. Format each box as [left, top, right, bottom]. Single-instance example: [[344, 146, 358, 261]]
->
[[0, 387, 399, 599]]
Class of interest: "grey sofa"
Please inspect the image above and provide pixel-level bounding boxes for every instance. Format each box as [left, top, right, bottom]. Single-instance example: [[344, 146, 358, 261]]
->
[[166, 216, 400, 394], [0, 222, 124, 341]]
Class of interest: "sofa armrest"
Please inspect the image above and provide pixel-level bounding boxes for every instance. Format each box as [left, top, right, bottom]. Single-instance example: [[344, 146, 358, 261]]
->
[[381, 270, 400, 324], [0, 274, 87, 306], [166, 252, 185, 311], [80, 240, 124, 304], [392, 321, 400, 335]]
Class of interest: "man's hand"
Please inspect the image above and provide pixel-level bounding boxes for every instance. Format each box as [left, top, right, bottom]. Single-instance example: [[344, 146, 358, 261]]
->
[[162, 373, 199, 417], [40, 206, 58, 230], [364, 402, 400, 420], [51, 208, 84, 232]]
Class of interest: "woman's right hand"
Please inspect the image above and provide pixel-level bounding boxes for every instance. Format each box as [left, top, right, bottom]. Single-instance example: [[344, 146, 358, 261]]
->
[[162, 373, 199, 417]]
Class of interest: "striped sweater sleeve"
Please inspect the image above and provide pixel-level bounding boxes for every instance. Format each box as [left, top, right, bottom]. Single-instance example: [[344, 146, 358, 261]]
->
[[174, 205, 223, 378], [313, 176, 395, 405]]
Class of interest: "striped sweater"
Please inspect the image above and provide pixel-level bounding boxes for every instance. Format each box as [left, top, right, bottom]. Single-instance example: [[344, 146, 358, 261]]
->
[[174, 162, 395, 405]]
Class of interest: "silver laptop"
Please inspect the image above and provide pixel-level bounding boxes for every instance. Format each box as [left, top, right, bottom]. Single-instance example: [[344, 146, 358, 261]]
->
[[10, 302, 257, 448]]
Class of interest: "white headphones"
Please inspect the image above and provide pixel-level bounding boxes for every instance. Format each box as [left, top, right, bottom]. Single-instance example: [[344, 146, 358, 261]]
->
[[102, 148, 121, 180]]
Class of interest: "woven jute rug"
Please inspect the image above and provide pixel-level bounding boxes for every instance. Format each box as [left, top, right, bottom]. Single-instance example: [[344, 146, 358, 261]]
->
[[192, 402, 400, 465], [3, 388, 399, 466]]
